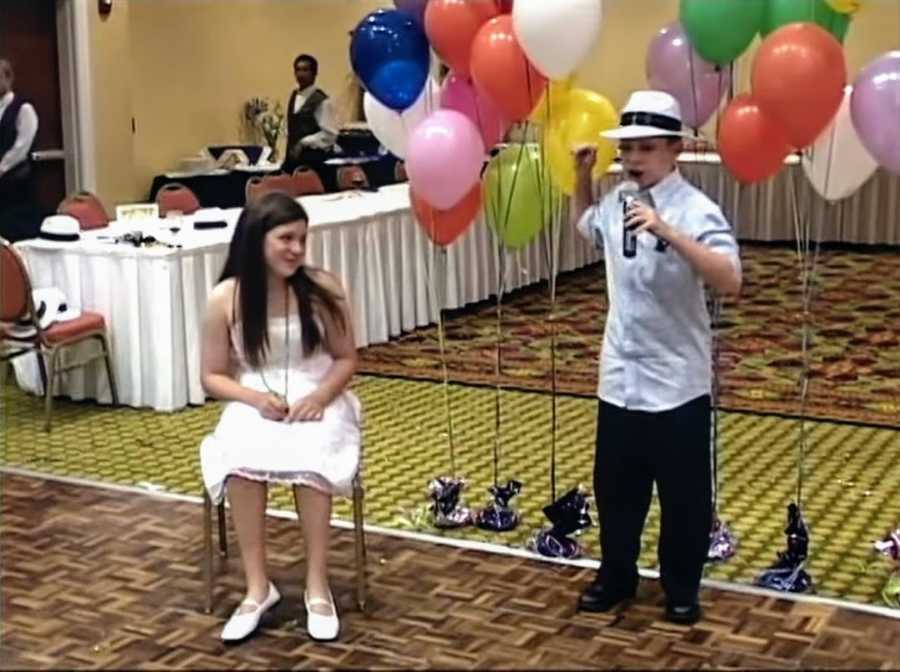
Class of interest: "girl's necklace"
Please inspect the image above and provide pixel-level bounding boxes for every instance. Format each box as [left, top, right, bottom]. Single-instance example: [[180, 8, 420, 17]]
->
[[259, 286, 289, 406]]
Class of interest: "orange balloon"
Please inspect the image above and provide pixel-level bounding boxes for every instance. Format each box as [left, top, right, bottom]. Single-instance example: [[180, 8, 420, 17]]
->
[[718, 94, 793, 184], [425, 0, 501, 78], [470, 16, 548, 122], [412, 183, 483, 247], [751, 23, 846, 149]]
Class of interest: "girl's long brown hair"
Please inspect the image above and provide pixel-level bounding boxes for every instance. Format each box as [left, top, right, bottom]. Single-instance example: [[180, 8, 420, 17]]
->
[[219, 192, 346, 368]]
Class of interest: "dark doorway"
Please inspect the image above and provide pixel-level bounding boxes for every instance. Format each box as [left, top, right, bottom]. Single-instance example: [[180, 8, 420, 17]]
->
[[0, 0, 66, 214]]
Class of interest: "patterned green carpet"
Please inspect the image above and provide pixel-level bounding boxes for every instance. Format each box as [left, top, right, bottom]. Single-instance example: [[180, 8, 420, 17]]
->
[[2, 375, 898, 609], [359, 244, 900, 427]]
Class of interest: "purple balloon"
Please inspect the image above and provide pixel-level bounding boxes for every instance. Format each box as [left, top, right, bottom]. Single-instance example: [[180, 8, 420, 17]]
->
[[646, 22, 731, 129], [851, 51, 900, 176], [394, 0, 428, 24]]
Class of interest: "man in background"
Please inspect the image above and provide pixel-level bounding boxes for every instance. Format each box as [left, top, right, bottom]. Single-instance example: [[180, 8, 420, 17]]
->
[[0, 58, 40, 242], [283, 54, 337, 177]]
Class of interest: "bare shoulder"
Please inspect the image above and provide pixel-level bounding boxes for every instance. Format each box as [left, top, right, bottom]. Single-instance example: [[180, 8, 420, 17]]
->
[[306, 267, 347, 299], [207, 278, 237, 317]]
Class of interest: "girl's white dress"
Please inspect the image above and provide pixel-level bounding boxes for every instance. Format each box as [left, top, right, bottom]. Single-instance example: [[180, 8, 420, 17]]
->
[[200, 314, 361, 503]]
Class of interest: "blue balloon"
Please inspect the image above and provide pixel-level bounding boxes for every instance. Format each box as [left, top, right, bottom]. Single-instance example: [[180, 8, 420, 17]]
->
[[351, 9, 430, 112]]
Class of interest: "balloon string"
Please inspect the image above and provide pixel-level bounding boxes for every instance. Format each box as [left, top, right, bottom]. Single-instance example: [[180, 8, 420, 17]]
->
[[488, 103, 534, 489], [710, 294, 722, 514], [548, 192, 565, 505], [423, 227, 457, 476], [788, 157, 816, 511], [489, 140, 522, 491], [436, 250, 457, 477], [688, 45, 701, 138], [493, 245, 505, 489], [532, 81, 563, 505]]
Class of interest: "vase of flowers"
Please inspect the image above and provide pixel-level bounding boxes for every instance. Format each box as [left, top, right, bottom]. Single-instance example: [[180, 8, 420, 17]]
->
[[243, 97, 286, 163]]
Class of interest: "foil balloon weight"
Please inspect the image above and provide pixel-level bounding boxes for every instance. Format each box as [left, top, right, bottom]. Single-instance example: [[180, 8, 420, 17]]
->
[[428, 476, 474, 529], [528, 487, 593, 559], [873, 528, 900, 563], [874, 528, 900, 609], [708, 516, 738, 563], [476, 480, 522, 532], [754, 503, 814, 593]]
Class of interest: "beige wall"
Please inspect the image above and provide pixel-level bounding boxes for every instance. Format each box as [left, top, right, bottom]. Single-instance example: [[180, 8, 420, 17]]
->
[[88, 0, 136, 207], [128, 0, 384, 202], [86, 0, 900, 206]]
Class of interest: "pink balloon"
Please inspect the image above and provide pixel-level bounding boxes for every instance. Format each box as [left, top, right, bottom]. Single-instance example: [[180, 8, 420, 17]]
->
[[646, 22, 731, 129], [406, 109, 486, 210], [440, 72, 511, 150]]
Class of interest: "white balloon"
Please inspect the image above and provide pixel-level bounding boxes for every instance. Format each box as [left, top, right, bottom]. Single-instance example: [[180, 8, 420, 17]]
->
[[803, 86, 879, 202], [363, 79, 441, 159], [513, 0, 603, 80]]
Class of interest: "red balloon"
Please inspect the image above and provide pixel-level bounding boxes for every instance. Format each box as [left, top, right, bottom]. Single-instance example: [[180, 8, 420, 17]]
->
[[751, 23, 846, 149], [412, 183, 482, 246], [718, 94, 793, 184], [425, 0, 501, 78], [470, 16, 548, 122]]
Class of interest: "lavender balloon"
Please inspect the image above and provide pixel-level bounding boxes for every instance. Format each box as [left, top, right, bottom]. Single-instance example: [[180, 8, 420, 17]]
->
[[394, 0, 429, 24], [646, 22, 731, 129], [851, 51, 900, 176]]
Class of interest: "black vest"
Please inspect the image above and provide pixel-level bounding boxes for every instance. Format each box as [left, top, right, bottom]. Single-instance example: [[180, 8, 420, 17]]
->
[[0, 95, 34, 180], [287, 88, 328, 150]]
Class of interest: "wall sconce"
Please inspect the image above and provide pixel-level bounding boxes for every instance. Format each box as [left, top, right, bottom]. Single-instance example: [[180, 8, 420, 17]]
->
[[98, 0, 113, 16]]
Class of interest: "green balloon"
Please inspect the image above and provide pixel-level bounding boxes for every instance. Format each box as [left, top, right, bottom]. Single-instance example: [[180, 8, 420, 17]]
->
[[762, 0, 850, 42], [483, 146, 554, 250], [680, 0, 766, 65]]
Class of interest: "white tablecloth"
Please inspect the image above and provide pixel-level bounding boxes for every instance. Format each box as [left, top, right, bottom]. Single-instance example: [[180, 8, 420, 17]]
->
[[14, 184, 599, 411]]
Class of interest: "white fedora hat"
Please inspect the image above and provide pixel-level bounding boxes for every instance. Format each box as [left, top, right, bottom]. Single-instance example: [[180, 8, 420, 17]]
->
[[6, 287, 81, 338], [602, 90, 693, 140], [38, 214, 81, 242], [31, 287, 80, 329]]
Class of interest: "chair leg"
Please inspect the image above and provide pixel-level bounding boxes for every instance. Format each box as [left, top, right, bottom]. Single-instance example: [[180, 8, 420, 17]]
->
[[352, 477, 367, 613], [203, 489, 214, 614], [43, 348, 60, 433], [36, 350, 48, 396], [216, 501, 228, 557], [97, 334, 119, 405]]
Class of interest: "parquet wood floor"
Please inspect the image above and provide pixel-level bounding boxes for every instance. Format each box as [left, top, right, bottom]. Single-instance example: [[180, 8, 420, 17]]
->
[[2, 473, 898, 670]]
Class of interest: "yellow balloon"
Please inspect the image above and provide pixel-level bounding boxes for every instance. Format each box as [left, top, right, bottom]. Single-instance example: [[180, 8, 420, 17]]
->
[[529, 75, 577, 125], [543, 89, 618, 195], [825, 0, 861, 14]]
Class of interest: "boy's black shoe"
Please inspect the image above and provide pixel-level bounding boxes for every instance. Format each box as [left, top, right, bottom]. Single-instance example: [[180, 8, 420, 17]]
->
[[665, 600, 702, 625], [577, 578, 637, 613]]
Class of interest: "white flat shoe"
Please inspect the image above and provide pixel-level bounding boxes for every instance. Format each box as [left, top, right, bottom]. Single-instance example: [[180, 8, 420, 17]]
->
[[304, 590, 340, 641], [221, 582, 281, 642]]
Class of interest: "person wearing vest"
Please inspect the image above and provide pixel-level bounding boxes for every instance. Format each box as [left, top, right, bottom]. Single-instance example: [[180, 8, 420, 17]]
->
[[0, 59, 38, 209], [0, 58, 41, 242], [283, 54, 337, 181]]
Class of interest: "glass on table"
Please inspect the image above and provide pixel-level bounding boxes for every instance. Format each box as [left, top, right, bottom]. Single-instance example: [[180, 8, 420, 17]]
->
[[164, 209, 183, 234]]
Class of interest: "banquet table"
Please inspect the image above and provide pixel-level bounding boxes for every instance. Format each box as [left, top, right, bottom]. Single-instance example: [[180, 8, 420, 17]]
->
[[147, 155, 401, 208], [14, 184, 599, 411], [15, 154, 900, 411]]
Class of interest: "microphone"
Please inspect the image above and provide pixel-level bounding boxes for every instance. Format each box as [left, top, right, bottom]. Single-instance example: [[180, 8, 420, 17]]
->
[[619, 189, 639, 259], [619, 188, 669, 256]]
